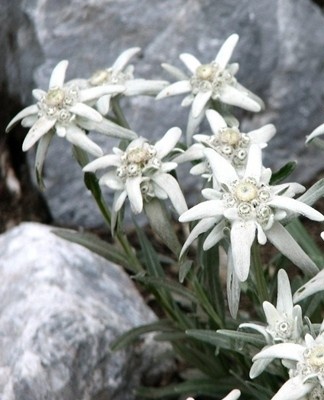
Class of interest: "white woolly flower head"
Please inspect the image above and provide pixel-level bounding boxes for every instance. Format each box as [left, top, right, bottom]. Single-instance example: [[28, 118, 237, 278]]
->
[[174, 109, 276, 180], [6, 60, 135, 157], [83, 127, 187, 217], [157, 33, 264, 141], [82, 47, 168, 115], [252, 324, 324, 400]]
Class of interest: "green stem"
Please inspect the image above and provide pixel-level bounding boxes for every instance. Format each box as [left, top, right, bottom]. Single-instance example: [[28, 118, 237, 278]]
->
[[111, 97, 131, 129], [251, 241, 269, 304]]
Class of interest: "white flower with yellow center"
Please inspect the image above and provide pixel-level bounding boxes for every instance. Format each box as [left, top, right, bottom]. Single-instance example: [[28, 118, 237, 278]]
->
[[83, 127, 187, 217], [240, 269, 304, 378], [6, 60, 136, 158], [241, 269, 303, 343], [82, 47, 168, 115], [179, 145, 323, 314], [174, 109, 276, 179], [156, 34, 264, 141], [252, 324, 324, 400]]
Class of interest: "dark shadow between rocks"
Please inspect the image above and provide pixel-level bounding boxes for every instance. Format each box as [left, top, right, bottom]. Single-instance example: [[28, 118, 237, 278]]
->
[[0, 82, 52, 232]]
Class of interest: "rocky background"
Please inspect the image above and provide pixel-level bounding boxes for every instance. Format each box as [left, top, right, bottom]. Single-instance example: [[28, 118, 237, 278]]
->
[[1, 1, 324, 399]]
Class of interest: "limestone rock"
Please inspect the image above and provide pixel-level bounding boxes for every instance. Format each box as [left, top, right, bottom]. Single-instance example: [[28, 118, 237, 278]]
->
[[0, 222, 168, 400]]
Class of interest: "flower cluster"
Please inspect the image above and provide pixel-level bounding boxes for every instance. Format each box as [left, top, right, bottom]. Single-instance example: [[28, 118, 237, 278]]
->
[[179, 144, 323, 315], [5, 33, 324, 400]]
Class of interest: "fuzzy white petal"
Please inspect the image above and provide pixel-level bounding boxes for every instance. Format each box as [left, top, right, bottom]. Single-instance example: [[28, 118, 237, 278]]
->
[[96, 94, 111, 115], [220, 85, 262, 112], [69, 103, 103, 122], [269, 196, 324, 221], [205, 109, 228, 133], [83, 154, 121, 172], [78, 117, 137, 140], [180, 217, 216, 258], [99, 171, 124, 190], [250, 358, 273, 379], [248, 124, 276, 144], [186, 107, 205, 143], [112, 190, 128, 212], [244, 144, 262, 181], [6, 105, 39, 132], [32, 89, 46, 101], [22, 117, 56, 151], [271, 376, 314, 400], [227, 248, 241, 318], [126, 176, 143, 214], [276, 269, 293, 313], [204, 148, 238, 185], [124, 79, 168, 96], [263, 302, 282, 327], [231, 219, 256, 282], [191, 90, 212, 118], [66, 126, 103, 157], [154, 127, 182, 159], [215, 34, 239, 69], [55, 124, 66, 137], [203, 220, 226, 250], [49, 60, 68, 88], [112, 47, 141, 72], [152, 173, 187, 215], [173, 144, 205, 164], [156, 80, 191, 99], [266, 222, 319, 276], [253, 343, 305, 362], [161, 63, 188, 80], [22, 115, 38, 128], [161, 162, 178, 172], [223, 389, 241, 400], [179, 200, 225, 222], [79, 85, 124, 102], [179, 53, 201, 73], [306, 122, 324, 143]]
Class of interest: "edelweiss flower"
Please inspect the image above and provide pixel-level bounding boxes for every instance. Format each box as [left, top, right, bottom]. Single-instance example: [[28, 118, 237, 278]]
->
[[186, 389, 241, 400], [157, 34, 264, 141], [83, 127, 187, 218], [179, 145, 323, 314], [6, 60, 136, 158], [241, 269, 303, 343], [253, 323, 324, 400], [240, 269, 304, 378], [174, 109, 276, 179], [81, 47, 168, 115]]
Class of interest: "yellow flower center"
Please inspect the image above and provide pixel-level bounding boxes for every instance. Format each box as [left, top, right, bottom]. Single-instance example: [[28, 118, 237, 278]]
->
[[196, 64, 214, 81], [45, 88, 65, 107], [127, 147, 151, 165], [219, 128, 241, 146], [89, 69, 110, 86], [235, 182, 258, 202], [308, 345, 324, 367]]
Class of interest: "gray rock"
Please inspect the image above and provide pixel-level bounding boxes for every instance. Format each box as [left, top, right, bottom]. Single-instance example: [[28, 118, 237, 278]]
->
[[0, 222, 170, 400], [3, 0, 324, 227]]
